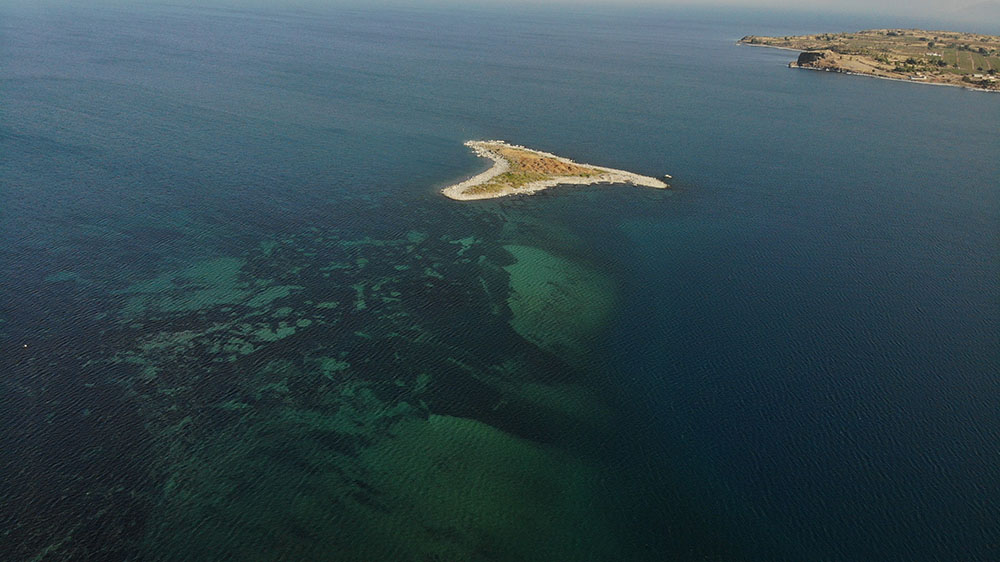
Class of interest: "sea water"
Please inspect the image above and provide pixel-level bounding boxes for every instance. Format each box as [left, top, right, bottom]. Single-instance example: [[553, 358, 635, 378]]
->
[[1, 2, 997, 560]]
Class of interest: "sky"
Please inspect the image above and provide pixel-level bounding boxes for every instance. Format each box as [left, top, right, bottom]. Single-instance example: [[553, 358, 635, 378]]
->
[[492, 0, 1000, 25], [3, 0, 998, 30]]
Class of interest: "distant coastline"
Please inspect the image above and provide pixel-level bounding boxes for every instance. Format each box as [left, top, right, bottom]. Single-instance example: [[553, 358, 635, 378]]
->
[[739, 29, 1000, 93], [442, 141, 669, 201]]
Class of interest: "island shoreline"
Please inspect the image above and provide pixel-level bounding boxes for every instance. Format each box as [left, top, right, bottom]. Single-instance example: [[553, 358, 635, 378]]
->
[[442, 140, 669, 201]]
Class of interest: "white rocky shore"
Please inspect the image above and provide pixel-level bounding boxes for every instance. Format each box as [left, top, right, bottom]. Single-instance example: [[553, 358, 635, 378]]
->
[[442, 140, 669, 201]]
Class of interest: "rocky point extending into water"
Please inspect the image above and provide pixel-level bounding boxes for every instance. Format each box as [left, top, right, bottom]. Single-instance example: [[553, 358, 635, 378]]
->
[[442, 140, 669, 201]]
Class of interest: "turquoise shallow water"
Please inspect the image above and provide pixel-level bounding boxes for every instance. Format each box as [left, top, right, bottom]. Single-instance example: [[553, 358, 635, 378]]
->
[[2, 2, 998, 560]]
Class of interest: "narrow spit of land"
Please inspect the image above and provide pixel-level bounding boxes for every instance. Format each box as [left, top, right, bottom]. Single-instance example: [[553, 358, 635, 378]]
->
[[442, 140, 669, 201], [739, 29, 1000, 91]]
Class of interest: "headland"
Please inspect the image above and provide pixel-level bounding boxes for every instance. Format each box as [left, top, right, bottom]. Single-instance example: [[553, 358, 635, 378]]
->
[[442, 140, 669, 201], [739, 29, 1000, 92]]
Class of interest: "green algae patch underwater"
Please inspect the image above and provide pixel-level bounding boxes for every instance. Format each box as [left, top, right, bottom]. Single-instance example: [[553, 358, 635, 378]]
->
[[502, 245, 616, 366], [144, 409, 630, 562], [115, 256, 301, 320], [72, 191, 647, 562], [142, 399, 421, 561], [353, 414, 627, 561]]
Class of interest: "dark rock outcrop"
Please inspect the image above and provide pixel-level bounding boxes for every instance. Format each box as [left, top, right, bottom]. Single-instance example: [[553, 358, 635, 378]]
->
[[796, 50, 827, 65]]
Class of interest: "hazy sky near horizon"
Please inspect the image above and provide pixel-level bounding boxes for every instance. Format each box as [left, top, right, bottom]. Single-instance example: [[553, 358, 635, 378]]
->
[[495, 0, 996, 21], [4, 0, 997, 28]]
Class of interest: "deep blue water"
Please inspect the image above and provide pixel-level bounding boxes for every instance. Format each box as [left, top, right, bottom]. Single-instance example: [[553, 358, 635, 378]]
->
[[2, 2, 998, 560]]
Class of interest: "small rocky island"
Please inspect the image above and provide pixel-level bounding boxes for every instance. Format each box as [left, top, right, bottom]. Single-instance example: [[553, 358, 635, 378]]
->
[[739, 29, 1000, 91], [442, 140, 669, 201]]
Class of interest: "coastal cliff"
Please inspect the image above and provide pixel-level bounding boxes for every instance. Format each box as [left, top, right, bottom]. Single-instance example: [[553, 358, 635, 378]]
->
[[794, 50, 829, 66]]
